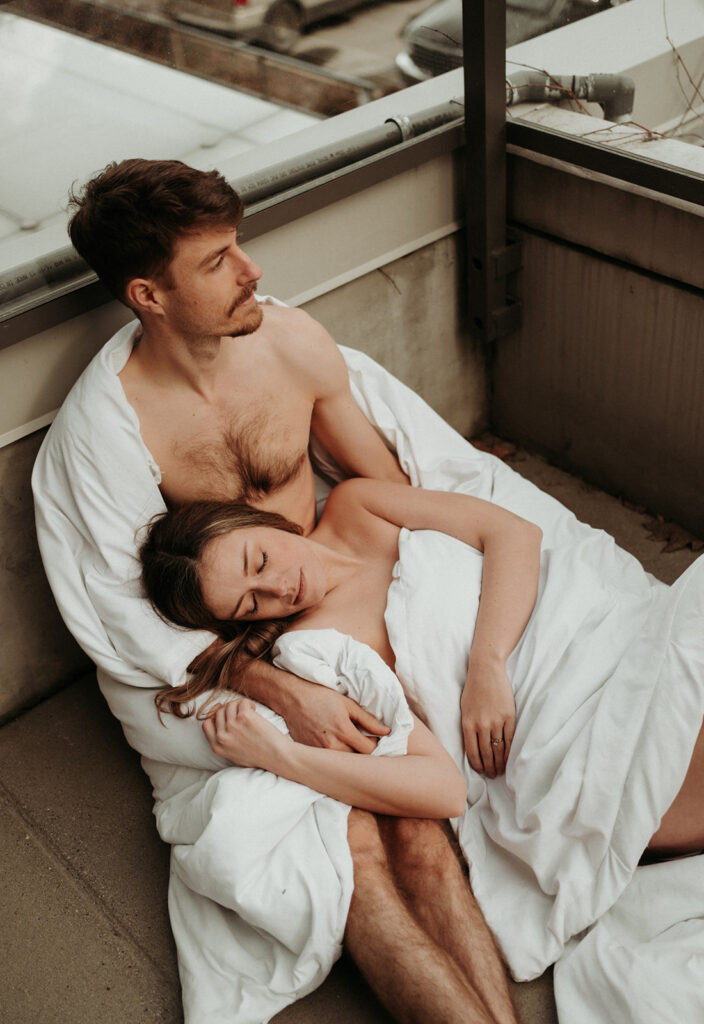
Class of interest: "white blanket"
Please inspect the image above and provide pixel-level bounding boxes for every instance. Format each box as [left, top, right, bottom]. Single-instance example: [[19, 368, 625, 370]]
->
[[387, 530, 704, 1003], [32, 312, 703, 1022]]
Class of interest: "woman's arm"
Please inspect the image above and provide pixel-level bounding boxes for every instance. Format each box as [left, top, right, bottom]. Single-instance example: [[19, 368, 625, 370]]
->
[[328, 479, 542, 777], [202, 698, 467, 819]]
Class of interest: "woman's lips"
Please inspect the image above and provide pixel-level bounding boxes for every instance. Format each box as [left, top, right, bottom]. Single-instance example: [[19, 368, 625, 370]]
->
[[295, 570, 305, 606]]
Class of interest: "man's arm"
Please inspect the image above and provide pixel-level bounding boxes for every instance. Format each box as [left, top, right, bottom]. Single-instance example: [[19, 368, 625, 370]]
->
[[282, 310, 410, 484], [233, 659, 390, 753]]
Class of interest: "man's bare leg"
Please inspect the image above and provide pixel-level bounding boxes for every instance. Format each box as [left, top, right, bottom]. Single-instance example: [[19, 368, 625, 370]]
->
[[345, 808, 493, 1024], [378, 816, 517, 1024], [648, 718, 704, 855]]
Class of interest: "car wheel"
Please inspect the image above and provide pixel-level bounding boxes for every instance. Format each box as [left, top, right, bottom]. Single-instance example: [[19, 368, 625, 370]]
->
[[261, 1, 304, 53]]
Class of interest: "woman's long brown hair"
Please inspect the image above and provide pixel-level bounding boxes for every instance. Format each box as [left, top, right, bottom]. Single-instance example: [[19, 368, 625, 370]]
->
[[139, 500, 303, 720]]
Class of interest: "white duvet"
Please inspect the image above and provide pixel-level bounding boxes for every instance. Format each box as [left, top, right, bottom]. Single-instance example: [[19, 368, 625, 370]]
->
[[388, 530, 704, 1014], [33, 310, 704, 1023]]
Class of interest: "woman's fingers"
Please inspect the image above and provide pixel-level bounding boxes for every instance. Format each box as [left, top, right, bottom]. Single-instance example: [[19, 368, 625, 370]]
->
[[463, 722, 483, 774], [489, 732, 506, 776], [464, 719, 514, 777], [461, 664, 516, 777], [202, 697, 270, 764], [204, 698, 255, 747], [202, 714, 216, 746], [478, 730, 500, 779]]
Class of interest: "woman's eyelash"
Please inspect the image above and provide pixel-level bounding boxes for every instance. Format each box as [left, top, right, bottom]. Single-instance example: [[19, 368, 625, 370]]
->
[[258, 552, 268, 574]]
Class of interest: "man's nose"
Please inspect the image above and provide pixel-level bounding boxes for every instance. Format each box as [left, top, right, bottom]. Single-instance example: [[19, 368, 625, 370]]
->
[[236, 246, 262, 283]]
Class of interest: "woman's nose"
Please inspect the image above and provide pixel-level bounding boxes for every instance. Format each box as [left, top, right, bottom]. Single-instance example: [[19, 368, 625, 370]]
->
[[262, 575, 289, 599]]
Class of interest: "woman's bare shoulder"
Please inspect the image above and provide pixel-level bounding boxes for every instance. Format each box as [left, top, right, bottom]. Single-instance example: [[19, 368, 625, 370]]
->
[[317, 479, 401, 555], [319, 478, 378, 527], [323, 478, 414, 519]]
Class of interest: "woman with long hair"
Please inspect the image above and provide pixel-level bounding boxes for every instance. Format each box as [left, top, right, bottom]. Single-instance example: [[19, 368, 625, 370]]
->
[[140, 478, 544, 817], [140, 476, 704, 856]]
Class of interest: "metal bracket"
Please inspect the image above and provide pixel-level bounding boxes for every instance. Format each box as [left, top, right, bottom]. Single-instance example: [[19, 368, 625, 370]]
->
[[491, 235, 522, 280], [490, 299, 522, 340], [486, 234, 522, 341], [384, 114, 415, 142], [469, 232, 523, 343]]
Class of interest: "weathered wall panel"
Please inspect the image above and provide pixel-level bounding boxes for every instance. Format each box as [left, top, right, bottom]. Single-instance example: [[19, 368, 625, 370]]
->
[[493, 228, 704, 534]]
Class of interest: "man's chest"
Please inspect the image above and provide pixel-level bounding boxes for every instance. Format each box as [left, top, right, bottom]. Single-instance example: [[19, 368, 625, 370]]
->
[[137, 387, 314, 506]]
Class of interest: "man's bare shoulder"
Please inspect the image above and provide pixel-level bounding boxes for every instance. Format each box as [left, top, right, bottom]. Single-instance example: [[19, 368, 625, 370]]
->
[[261, 303, 329, 349], [260, 304, 343, 388]]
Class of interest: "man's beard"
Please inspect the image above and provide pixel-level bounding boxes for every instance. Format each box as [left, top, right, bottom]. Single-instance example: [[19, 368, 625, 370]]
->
[[228, 298, 264, 337]]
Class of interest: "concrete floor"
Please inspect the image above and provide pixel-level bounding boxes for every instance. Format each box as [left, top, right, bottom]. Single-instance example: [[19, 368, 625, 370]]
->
[[1, 447, 700, 1024]]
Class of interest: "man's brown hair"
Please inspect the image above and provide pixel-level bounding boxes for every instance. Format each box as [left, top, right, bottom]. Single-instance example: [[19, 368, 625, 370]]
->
[[68, 158, 244, 305]]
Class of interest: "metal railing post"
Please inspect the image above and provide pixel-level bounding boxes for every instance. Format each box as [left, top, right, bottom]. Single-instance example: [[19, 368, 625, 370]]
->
[[463, 0, 521, 343]]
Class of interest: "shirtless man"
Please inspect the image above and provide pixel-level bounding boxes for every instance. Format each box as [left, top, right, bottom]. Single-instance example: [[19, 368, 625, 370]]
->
[[54, 158, 518, 1024]]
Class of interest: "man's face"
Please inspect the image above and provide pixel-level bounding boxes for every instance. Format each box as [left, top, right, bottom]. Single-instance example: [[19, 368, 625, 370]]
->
[[157, 225, 264, 342]]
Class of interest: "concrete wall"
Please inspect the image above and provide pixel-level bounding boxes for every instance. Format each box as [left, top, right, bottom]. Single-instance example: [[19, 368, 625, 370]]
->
[[0, 233, 486, 723], [305, 235, 486, 439]]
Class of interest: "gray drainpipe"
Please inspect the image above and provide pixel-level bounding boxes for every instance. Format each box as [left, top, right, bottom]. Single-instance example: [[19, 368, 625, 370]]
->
[[506, 70, 636, 122], [234, 99, 466, 204]]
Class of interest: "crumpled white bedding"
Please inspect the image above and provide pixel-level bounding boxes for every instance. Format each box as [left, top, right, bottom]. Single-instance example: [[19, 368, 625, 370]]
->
[[554, 852, 704, 1024], [32, 308, 704, 1023], [387, 529, 704, 1012], [158, 629, 414, 1023]]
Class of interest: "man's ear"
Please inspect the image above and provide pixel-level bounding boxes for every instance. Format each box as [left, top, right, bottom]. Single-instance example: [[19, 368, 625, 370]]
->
[[125, 277, 164, 316]]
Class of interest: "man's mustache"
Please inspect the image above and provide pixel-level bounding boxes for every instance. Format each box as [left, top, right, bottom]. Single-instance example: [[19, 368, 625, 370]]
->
[[230, 285, 258, 315]]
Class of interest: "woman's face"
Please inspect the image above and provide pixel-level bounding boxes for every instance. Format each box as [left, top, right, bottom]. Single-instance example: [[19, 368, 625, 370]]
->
[[199, 526, 327, 622]]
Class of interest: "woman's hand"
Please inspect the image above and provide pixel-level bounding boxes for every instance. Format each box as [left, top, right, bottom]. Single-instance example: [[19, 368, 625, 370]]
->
[[460, 658, 516, 778], [202, 698, 288, 770]]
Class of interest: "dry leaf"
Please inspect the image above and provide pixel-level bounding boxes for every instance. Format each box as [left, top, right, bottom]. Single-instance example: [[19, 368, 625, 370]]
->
[[470, 434, 520, 462], [642, 517, 703, 553]]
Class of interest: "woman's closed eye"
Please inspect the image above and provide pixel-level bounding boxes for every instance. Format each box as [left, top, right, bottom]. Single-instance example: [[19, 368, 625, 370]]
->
[[244, 554, 266, 616]]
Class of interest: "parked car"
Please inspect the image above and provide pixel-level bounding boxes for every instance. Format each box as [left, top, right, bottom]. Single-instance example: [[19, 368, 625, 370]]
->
[[165, 0, 373, 52], [396, 0, 622, 84]]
